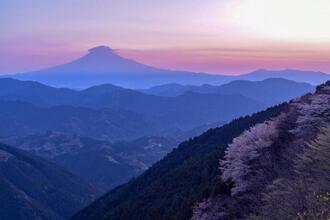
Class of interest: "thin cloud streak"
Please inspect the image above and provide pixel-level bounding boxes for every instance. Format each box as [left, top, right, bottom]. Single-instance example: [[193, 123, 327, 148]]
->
[[119, 44, 330, 75]]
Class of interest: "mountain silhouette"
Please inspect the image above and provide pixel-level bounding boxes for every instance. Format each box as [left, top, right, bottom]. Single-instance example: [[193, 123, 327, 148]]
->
[[28, 46, 168, 75], [12, 46, 330, 88], [15, 46, 226, 88], [0, 78, 266, 137], [141, 78, 315, 105], [242, 69, 330, 85]]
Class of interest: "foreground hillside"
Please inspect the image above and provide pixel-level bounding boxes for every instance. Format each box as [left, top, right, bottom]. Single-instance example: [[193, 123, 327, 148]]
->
[[72, 103, 287, 220], [0, 143, 100, 220], [192, 81, 330, 219], [73, 82, 329, 220]]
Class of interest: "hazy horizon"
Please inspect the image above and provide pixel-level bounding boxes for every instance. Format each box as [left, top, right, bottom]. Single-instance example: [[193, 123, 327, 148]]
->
[[2, 45, 330, 77]]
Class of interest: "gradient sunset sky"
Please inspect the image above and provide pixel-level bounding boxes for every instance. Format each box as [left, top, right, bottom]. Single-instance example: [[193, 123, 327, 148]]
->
[[1, 0, 330, 75]]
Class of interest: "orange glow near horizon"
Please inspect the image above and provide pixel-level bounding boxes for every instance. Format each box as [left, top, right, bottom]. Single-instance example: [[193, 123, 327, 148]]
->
[[0, 0, 329, 75]]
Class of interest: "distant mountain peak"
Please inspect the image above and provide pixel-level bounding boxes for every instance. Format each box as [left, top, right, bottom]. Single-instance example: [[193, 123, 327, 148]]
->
[[20, 45, 157, 77], [15, 46, 330, 88], [82, 45, 122, 62], [241, 69, 330, 85], [254, 68, 267, 72], [251, 68, 324, 75], [88, 45, 115, 53]]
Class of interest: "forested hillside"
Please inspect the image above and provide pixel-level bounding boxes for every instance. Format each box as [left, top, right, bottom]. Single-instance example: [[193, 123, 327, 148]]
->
[[4, 133, 177, 190], [192, 81, 330, 219], [72, 103, 287, 220], [73, 81, 330, 220], [0, 143, 100, 220]]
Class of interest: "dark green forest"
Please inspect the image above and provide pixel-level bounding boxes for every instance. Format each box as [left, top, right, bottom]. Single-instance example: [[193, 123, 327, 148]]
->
[[72, 104, 287, 220]]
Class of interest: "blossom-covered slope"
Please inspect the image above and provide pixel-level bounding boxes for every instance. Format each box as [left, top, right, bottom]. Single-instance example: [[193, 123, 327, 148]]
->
[[192, 81, 330, 219]]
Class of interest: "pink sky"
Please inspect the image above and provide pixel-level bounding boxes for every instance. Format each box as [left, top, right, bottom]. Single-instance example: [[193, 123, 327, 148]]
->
[[1, 0, 330, 75]]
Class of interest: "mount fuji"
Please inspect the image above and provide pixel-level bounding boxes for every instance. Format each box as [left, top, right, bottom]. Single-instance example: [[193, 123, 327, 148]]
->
[[12, 46, 330, 88], [14, 46, 230, 88]]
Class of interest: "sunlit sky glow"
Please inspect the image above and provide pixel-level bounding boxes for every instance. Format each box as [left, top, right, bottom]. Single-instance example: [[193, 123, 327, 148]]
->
[[1, 0, 330, 75]]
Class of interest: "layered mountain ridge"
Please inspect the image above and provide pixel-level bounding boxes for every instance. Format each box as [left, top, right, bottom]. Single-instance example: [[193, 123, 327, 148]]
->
[[0, 75, 326, 220], [141, 78, 315, 106], [0, 78, 271, 142]]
